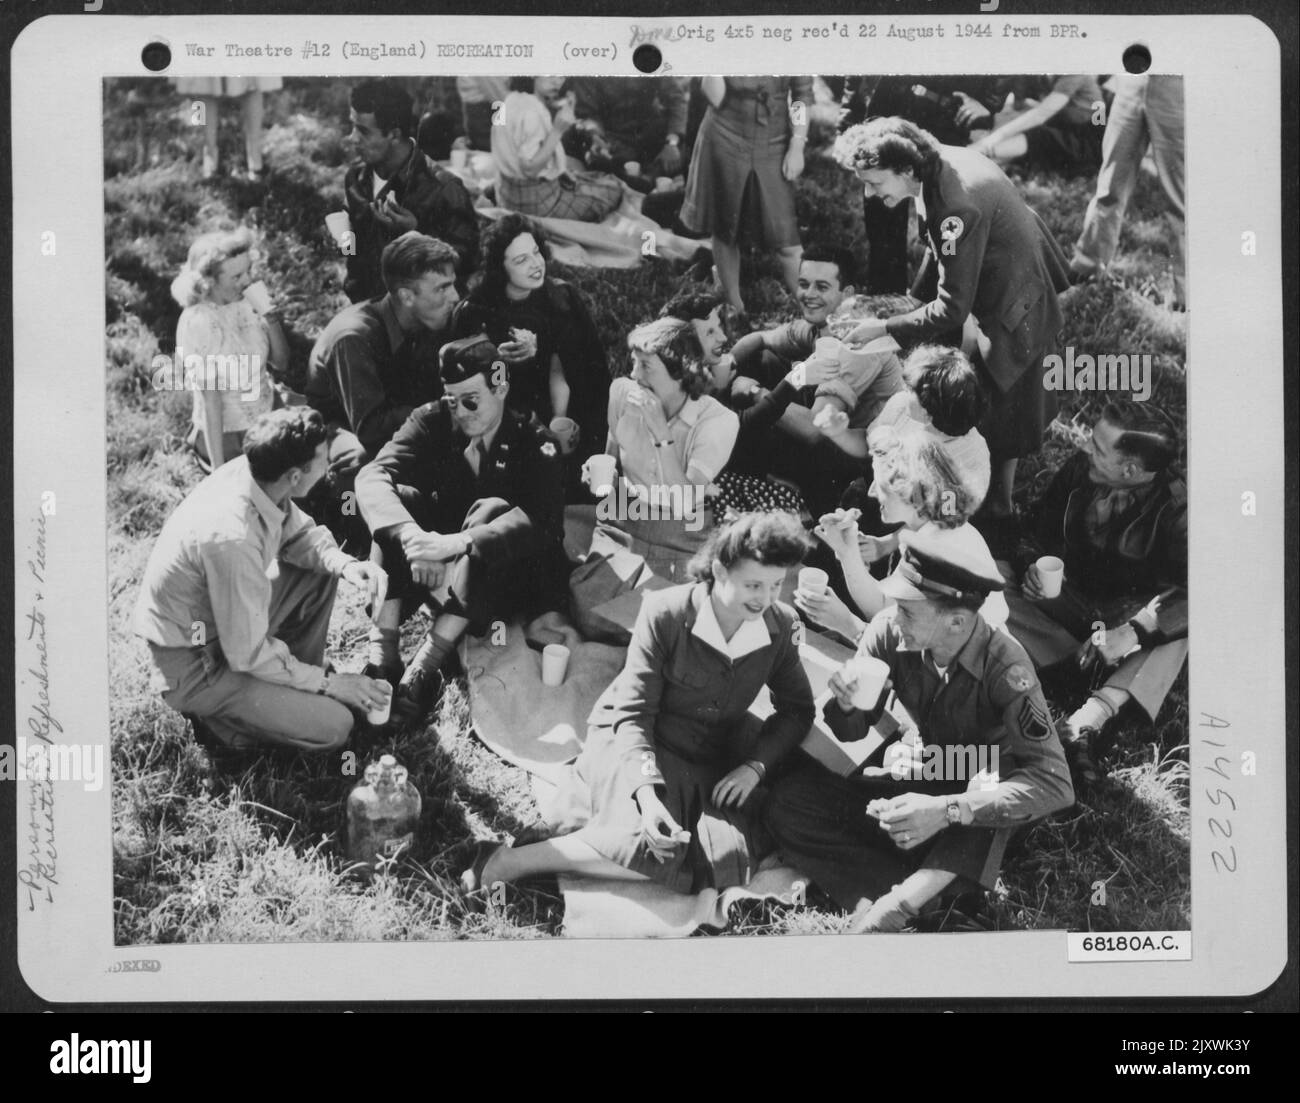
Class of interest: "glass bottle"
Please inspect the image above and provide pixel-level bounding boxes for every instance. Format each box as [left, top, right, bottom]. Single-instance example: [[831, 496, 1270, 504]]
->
[[346, 755, 421, 874]]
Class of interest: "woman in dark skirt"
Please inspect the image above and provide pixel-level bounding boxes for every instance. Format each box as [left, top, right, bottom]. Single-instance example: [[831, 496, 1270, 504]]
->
[[462, 511, 816, 895], [679, 76, 813, 313], [834, 117, 1071, 525]]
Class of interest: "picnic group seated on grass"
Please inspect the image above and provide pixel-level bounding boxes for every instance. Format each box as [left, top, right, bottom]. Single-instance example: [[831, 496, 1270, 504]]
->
[[111, 73, 1189, 939]]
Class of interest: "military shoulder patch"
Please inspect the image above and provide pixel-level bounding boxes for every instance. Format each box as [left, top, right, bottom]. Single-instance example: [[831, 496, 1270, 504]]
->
[[1017, 694, 1053, 742], [1005, 664, 1037, 694], [939, 214, 965, 241]]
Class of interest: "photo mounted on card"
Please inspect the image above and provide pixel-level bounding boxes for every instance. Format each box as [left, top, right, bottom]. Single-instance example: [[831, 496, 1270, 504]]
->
[[7, 6, 1287, 1003]]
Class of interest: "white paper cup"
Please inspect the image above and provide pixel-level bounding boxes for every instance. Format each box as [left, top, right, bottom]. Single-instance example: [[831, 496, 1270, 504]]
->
[[541, 644, 571, 687], [654, 176, 674, 192], [797, 567, 829, 597], [325, 211, 352, 241], [1035, 555, 1065, 599], [549, 416, 579, 454], [365, 684, 393, 726], [585, 454, 616, 497], [841, 655, 890, 710], [623, 160, 641, 178], [815, 336, 842, 360], [242, 280, 272, 314], [450, 148, 468, 169]]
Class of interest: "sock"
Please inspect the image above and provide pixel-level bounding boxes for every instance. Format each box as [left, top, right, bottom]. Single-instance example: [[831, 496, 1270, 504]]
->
[[367, 627, 399, 669], [849, 888, 921, 933], [1069, 693, 1117, 735], [410, 631, 455, 678]]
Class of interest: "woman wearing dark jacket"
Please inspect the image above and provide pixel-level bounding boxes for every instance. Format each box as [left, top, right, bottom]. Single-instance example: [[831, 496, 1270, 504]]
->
[[461, 511, 815, 895], [835, 117, 1071, 526], [451, 213, 610, 474]]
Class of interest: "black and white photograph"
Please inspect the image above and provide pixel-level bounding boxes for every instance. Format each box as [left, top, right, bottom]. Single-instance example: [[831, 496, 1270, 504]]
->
[[5, 7, 1290, 1008], [103, 67, 1192, 942]]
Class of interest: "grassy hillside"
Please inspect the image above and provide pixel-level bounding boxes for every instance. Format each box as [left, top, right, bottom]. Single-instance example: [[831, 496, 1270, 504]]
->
[[107, 78, 1189, 942]]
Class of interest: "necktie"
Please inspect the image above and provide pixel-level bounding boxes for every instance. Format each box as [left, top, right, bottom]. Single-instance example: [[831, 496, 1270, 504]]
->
[[465, 438, 488, 477]]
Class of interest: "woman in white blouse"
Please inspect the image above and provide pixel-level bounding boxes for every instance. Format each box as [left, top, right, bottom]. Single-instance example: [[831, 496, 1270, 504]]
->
[[169, 227, 287, 469], [492, 77, 623, 222], [584, 318, 739, 581]]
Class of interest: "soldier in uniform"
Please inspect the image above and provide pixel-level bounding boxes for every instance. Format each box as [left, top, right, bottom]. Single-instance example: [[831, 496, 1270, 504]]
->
[[765, 526, 1075, 932], [354, 334, 569, 720]]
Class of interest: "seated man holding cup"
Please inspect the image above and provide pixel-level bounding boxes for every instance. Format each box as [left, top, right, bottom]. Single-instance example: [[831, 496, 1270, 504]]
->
[[354, 334, 569, 721], [729, 243, 859, 386], [765, 526, 1074, 932], [1000, 401, 1188, 785]]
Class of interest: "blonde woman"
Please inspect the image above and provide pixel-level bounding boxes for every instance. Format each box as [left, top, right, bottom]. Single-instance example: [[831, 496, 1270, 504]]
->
[[170, 227, 286, 469]]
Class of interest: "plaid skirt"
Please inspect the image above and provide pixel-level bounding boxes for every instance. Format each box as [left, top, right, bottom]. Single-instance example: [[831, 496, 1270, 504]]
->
[[497, 171, 624, 222]]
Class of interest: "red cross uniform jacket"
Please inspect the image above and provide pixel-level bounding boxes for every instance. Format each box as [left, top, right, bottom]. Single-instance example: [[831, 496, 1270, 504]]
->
[[886, 145, 1071, 394]]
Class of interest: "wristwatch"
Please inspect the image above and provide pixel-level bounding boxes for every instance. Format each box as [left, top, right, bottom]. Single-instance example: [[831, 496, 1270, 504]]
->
[[946, 796, 972, 827]]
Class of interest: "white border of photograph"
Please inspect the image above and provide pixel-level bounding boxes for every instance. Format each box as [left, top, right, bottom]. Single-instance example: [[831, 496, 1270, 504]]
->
[[10, 10, 1287, 1000]]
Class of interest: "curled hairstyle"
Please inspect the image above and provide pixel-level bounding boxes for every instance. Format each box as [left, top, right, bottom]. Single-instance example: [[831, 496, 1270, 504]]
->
[[627, 317, 712, 399], [869, 424, 979, 528], [1101, 400, 1180, 473], [688, 510, 813, 585], [833, 117, 942, 181], [658, 287, 726, 324], [902, 344, 989, 437], [471, 212, 551, 307], [381, 231, 459, 294], [350, 79, 415, 139], [801, 241, 857, 289], [170, 227, 255, 308], [243, 408, 329, 483]]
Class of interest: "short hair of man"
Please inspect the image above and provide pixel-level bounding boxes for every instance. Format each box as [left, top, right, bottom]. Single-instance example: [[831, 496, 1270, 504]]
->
[[350, 80, 415, 139], [689, 510, 813, 584], [627, 317, 711, 399], [659, 287, 726, 323], [833, 117, 943, 181], [506, 77, 535, 94], [243, 408, 329, 483], [381, 232, 459, 295], [1101, 400, 1181, 473], [801, 242, 857, 289], [902, 344, 989, 436]]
